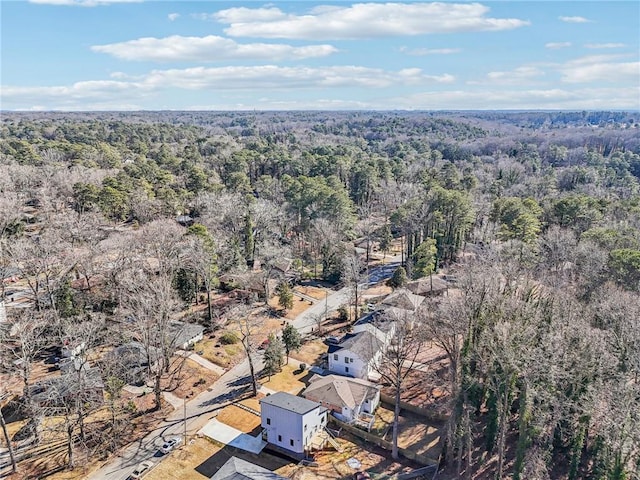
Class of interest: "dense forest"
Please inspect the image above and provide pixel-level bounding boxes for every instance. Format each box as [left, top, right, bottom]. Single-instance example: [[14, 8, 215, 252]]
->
[[1, 111, 639, 479]]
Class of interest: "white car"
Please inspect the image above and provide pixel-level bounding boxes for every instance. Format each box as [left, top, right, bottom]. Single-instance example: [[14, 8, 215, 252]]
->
[[160, 436, 182, 454], [129, 460, 154, 479]]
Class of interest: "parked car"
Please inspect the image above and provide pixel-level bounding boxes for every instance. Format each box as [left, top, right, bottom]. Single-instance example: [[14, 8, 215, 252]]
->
[[323, 336, 340, 345], [129, 460, 154, 479], [354, 472, 371, 480], [160, 436, 182, 454], [258, 339, 270, 350]]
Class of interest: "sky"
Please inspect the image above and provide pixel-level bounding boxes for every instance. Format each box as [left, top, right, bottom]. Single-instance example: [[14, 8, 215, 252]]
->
[[1, 0, 639, 111]]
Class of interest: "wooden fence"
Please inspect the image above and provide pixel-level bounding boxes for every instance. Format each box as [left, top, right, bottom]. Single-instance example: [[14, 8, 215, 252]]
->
[[379, 393, 448, 423]]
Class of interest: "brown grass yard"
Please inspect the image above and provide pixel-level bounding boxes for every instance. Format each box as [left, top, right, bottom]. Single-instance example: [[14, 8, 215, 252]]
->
[[144, 437, 217, 480], [268, 294, 314, 320], [260, 364, 308, 394], [289, 338, 327, 367], [215, 405, 261, 433], [294, 285, 328, 300]]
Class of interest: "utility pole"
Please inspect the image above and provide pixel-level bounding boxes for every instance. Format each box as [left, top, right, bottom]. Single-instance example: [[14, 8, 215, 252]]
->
[[183, 397, 187, 444]]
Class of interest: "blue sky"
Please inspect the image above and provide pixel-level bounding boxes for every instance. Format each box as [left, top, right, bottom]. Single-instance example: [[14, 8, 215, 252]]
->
[[1, 1, 639, 111]]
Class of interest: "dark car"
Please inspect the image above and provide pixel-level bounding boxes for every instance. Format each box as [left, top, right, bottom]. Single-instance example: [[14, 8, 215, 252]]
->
[[354, 472, 371, 480]]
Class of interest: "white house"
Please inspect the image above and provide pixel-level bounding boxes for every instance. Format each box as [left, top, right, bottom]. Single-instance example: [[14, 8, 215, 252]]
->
[[327, 330, 384, 381], [302, 375, 380, 430], [260, 392, 328, 457]]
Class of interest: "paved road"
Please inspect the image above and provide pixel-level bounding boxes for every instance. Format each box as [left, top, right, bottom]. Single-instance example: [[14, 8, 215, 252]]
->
[[82, 259, 401, 480]]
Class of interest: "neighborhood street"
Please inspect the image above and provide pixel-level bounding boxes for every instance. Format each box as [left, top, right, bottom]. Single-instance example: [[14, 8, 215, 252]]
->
[[83, 260, 400, 480]]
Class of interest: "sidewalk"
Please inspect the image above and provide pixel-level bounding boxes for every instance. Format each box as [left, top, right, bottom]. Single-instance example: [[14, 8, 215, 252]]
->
[[176, 350, 226, 376]]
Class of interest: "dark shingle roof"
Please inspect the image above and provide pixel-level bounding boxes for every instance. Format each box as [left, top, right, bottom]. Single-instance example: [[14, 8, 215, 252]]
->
[[210, 457, 287, 480], [260, 391, 320, 415], [328, 331, 380, 362]]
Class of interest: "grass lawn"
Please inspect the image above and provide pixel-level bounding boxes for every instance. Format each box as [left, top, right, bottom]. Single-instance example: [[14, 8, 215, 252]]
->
[[289, 338, 327, 366], [294, 285, 328, 300], [145, 437, 218, 480], [215, 405, 261, 433], [268, 295, 314, 320], [261, 364, 308, 394]]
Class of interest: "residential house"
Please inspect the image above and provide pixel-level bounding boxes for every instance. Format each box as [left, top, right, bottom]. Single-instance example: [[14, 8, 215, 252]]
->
[[109, 341, 160, 386], [260, 392, 328, 458], [167, 320, 204, 350], [406, 277, 449, 297], [379, 288, 425, 313], [209, 456, 287, 480], [302, 374, 380, 430], [29, 367, 104, 411], [327, 330, 384, 381]]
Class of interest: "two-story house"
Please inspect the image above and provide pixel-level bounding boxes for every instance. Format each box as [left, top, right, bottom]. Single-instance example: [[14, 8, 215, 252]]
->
[[327, 330, 383, 381], [260, 392, 328, 459]]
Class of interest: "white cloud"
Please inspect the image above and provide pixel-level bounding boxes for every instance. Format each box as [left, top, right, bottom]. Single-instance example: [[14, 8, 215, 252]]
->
[[400, 47, 461, 56], [584, 43, 626, 49], [214, 7, 287, 23], [545, 42, 572, 49], [559, 54, 640, 84], [559, 16, 592, 23], [1, 80, 151, 110], [29, 0, 141, 6], [168, 13, 180, 21], [91, 35, 338, 62], [214, 3, 530, 39], [142, 65, 455, 90], [481, 66, 545, 85], [385, 86, 640, 110]]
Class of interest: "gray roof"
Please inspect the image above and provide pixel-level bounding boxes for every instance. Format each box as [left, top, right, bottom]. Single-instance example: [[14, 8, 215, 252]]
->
[[328, 331, 380, 362], [30, 368, 104, 406], [210, 457, 287, 480], [113, 341, 160, 367], [168, 321, 204, 348], [381, 289, 425, 311], [406, 277, 448, 295], [260, 392, 320, 415], [303, 375, 379, 410]]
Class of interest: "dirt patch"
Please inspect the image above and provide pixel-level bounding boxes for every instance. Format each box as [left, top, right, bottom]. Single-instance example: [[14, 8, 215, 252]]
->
[[373, 406, 441, 460], [162, 358, 219, 400]]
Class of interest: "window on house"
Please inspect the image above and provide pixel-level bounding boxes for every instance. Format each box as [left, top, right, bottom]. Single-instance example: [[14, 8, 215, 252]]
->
[[345, 366, 349, 373], [345, 356, 349, 363], [290, 439, 294, 447], [333, 354, 338, 361], [278, 435, 282, 442], [266, 418, 271, 425], [304, 424, 307, 431]]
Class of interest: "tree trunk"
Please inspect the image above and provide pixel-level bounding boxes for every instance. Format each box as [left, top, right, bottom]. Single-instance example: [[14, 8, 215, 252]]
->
[[392, 381, 401, 460], [247, 353, 258, 397], [0, 407, 17, 473], [66, 422, 74, 469], [206, 282, 213, 322], [154, 374, 162, 411], [496, 381, 511, 480]]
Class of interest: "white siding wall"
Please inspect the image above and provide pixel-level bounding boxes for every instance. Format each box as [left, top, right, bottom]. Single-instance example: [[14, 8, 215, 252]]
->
[[328, 349, 368, 379], [261, 403, 327, 454]]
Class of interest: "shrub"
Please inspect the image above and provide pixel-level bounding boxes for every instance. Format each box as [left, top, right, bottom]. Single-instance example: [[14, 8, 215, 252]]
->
[[220, 331, 239, 345]]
